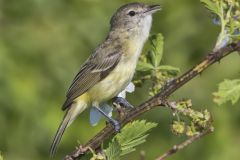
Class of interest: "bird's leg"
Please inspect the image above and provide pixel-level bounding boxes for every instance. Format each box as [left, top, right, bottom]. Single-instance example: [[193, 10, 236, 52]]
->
[[112, 97, 134, 119], [94, 106, 120, 132], [113, 102, 125, 119], [112, 97, 134, 110]]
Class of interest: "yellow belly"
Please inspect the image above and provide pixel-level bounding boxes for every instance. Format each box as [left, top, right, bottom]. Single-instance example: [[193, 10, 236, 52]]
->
[[86, 38, 144, 105], [87, 57, 136, 104]]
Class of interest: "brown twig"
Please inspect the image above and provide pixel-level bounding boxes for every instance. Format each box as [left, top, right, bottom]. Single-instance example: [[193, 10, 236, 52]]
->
[[156, 127, 214, 160], [64, 42, 240, 160]]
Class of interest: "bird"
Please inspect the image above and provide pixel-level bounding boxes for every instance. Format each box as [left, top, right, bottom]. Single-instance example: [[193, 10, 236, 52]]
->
[[50, 2, 160, 156]]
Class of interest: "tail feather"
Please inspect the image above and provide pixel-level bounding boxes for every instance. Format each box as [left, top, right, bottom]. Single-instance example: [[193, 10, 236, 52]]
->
[[50, 99, 88, 157], [50, 109, 71, 157]]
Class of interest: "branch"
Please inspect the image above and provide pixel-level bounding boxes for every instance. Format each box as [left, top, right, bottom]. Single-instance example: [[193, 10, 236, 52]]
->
[[64, 42, 240, 160], [155, 127, 214, 160]]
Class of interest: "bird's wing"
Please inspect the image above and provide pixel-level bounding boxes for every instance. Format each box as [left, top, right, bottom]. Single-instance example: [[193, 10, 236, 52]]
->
[[62, 49, 121, 110]]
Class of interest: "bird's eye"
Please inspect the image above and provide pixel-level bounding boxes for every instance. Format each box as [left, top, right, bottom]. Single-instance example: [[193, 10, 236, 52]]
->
[[128, 11, 136, 16]]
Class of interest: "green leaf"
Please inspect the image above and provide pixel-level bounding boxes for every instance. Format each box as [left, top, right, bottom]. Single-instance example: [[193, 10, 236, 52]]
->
[[105, 140, 121, 160], [157, 65, 180, 72], [149, 33, 164, 67], [213, 79, 240, 105], [156, 65, 180, 76], [150, 34, 164, 67], [149, 50, 157, 67], [116, 120, 157, 156], [105, 120, 157, 159], [134, 33, 179, 96], [136, 61, 154, 71], [201, 0, 240, 48], [200, 0, 221, 16], [120, 134, 148, 155]]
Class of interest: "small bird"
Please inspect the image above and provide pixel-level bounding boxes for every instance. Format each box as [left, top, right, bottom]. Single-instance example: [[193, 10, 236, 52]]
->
[[50, 2, 160, 156]]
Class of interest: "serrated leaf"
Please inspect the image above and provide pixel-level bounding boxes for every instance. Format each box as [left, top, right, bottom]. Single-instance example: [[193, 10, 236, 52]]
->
[[150, 34, 164, 67], [120, 148, 136, 156], [105, 140, 121, 160], [201, 0, 221, 17], [105, 120, 157, 159], [136, 61, 154, 71], [213, 79, 240, 105], [120, 135, 148, 155], [116, 120, 157, 156]]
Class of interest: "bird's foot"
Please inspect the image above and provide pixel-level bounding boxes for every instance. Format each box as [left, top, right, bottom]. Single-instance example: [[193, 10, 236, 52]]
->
[[113, 97, 134, 110], [113, 97, 134, 119], [94, 106, 121, 132], [109, 119, 121, 133]]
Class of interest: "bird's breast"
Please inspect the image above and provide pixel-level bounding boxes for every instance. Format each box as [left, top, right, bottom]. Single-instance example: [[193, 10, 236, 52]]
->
[[88, 46, 141, 104], [88, 56, 137, 103]]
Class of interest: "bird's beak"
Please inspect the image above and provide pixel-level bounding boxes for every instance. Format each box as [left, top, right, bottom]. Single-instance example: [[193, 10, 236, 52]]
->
[[145, 5, 161, 14]]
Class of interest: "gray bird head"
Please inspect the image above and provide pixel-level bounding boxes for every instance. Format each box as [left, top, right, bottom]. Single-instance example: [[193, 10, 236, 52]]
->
[[110, 3, 161, 33]]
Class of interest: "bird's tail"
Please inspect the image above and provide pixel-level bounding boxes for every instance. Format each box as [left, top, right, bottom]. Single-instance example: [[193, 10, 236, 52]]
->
[[50, 98, 88, 157]]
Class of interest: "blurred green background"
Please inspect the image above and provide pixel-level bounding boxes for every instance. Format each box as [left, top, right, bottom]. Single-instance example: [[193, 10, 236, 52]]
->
[[0, 0, 239, 159]]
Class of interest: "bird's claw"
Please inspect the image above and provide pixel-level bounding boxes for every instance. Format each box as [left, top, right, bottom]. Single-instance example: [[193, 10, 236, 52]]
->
[[110, 119, 121, 133], [113, 97, 134, 110]]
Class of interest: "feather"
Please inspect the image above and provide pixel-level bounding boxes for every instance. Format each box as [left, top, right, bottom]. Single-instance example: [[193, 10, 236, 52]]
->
[[62, 46, 122, 110]]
